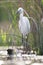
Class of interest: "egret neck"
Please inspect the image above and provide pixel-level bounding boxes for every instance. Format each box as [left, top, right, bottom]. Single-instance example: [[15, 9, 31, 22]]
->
[[20, 13, 24, 21]]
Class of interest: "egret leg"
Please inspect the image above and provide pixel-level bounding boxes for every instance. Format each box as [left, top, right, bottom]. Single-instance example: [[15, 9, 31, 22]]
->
[[22, 35, 26, 52], [25, 35, 29, 53], [22, 35, 24, 50], [22, 34, 23, 44], [25, 35, 31, 54], [22, 35, 28, 53]]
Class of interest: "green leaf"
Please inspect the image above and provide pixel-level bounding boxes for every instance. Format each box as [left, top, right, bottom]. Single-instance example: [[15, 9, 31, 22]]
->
[[41, 0, 43, 6]]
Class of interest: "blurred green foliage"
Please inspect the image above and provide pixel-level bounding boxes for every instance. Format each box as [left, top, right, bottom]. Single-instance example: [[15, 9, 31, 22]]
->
[[0, 0, 43, 55], [41, 0, 43, 6], [0, 7, 9, 21]]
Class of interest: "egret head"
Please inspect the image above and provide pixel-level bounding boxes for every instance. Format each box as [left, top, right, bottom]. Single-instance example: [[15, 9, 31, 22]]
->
[[16, 7, 24, 14], [16, 7, 29, 17]]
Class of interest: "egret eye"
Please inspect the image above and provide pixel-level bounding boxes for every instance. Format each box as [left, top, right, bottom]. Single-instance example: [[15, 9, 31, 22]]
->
[[19, 9, 21, 12], [19, 9, 22, 13], [18, 7, 23, 14]]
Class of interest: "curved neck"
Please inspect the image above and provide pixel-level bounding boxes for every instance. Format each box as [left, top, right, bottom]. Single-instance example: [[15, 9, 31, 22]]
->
[[20, 13, 24, 20]]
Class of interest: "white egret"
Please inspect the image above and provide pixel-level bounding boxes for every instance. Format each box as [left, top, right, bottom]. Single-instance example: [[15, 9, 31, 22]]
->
[[16, 7, 38, 53], [16, 7, 31, 53]]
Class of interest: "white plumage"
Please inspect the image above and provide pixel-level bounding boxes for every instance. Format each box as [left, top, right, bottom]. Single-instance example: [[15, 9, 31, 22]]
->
[[16, 7, 38, 53], [17, 7, 30, 37], [19, 16, 30, 36], [16, 7, 30, 53]]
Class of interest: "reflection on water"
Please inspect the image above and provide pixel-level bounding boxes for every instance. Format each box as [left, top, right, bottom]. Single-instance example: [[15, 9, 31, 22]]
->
[[32, 63, 43, 65], [0, 60, 4, 65], [0, 50, 43, 65], [0, 50, 25, 65], [0, 51, 7, 55]]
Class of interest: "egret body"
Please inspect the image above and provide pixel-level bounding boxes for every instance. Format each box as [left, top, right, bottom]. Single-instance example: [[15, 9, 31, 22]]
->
[[16, 7, 30, 53]]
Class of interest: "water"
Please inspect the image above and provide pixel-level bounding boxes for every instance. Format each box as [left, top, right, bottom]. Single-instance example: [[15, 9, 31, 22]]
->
[[0, 50, 43, 65], [32, 63, 43, 65], [0, 50, 7, 55], [0, 50, 25, 65], [0, 60, 4, 65]]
